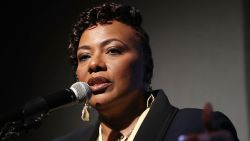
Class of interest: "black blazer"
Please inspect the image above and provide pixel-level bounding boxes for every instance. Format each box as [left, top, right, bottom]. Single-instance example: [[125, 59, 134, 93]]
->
[[53, 90, 239, 141]]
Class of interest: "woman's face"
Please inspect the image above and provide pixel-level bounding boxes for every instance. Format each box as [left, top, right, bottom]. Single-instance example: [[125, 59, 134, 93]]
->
[[76, 21, 145, 115]]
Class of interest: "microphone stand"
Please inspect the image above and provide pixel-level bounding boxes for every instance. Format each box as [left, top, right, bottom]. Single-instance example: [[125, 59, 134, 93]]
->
[[0, 97, 50, 141], [0, 112, 47, 140]]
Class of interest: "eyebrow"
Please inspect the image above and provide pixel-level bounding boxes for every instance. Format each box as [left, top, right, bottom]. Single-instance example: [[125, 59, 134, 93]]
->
[[78, 38, 127, 50]]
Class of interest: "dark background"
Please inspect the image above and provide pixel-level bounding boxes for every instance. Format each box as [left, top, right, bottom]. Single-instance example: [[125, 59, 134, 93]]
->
[[0, 1, 96, 140], [0, 0, 249, 140]]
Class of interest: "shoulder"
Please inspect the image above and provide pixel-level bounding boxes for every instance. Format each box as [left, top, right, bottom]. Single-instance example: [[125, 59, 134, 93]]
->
[[52, 127, 88, 141], [51, 109, 100, 141], [51, 122, 98, 141], [166, 108, 239, 141], [168, 108, 203, 135], [176, 108, 237, 132]]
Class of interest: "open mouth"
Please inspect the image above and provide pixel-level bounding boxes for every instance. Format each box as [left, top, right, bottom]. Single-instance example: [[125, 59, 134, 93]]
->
[[87, 76, 112, 94]]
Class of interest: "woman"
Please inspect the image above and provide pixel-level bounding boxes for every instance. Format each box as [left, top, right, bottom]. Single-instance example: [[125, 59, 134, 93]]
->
[[54, 2, 238, 141]]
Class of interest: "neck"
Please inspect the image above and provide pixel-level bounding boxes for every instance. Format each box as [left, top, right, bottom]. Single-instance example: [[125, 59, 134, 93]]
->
[[100, 115, 140, 141], [99, 97, 146, 141]]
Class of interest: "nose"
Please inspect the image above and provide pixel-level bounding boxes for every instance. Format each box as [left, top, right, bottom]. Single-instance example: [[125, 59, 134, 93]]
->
[[88, 54, 107, 73]]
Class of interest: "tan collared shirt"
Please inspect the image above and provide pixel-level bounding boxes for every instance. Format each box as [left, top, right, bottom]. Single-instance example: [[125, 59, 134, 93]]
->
[[96, 108, 150, 141]]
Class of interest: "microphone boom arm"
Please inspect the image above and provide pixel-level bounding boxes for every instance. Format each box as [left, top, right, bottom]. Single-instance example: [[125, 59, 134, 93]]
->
[[0, 96, 50, 141]]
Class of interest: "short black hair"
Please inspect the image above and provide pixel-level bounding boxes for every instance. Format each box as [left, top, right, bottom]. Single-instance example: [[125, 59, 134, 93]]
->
[[68, 2, 154, 85]]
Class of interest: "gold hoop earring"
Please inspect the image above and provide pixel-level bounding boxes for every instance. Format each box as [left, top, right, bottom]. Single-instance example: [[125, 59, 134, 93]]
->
[[146, 94, 155, 108]]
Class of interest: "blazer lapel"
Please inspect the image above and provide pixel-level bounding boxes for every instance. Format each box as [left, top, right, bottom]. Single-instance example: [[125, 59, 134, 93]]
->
[[134, 90, 178, 141]]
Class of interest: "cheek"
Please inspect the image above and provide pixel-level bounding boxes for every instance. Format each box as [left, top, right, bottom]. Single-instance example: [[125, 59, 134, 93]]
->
[[76, 65, 88, 82], [112, 56, 144, 87]]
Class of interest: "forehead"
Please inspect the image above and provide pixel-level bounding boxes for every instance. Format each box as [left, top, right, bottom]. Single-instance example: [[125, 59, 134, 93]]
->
[[79, 21, 142, 50]]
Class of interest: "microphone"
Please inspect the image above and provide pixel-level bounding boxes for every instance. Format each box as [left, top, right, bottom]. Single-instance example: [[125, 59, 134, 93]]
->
[[35, 81, 92, 112], [0, 82, 92, 125]]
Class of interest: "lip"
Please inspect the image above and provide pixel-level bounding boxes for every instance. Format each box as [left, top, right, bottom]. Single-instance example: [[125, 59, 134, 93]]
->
[[87, 76, 112, 94]]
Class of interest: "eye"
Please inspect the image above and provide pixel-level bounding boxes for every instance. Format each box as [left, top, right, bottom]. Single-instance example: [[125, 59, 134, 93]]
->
[[78, 53, 91, 62], [106, 47, 123, 55]]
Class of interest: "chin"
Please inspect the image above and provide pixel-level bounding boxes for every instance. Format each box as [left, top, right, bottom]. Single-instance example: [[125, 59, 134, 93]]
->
[[89, 95, 112, 108]]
